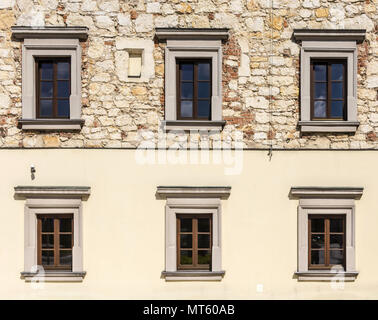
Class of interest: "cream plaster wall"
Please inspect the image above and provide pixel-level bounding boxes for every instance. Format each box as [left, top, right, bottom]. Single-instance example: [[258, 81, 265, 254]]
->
[[0, 149, 378, 299]]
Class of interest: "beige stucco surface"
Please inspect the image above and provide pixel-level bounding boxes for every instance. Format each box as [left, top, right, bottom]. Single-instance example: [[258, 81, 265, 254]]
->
[[0, 149, 378, 299]]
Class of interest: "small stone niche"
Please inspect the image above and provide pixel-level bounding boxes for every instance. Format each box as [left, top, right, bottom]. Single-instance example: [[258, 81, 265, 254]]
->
[[128, 50, 142, 78]]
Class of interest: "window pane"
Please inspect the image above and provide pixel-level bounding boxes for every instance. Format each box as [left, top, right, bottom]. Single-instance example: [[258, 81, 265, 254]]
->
[[198, 100, 211, 118], [311, 234, 324, 249], [180, 101, 193, 118], [198, 63, 210, 81], [198, 218, 210, 232], [59, 218, 72, 233], [314, 83, 326, 99], [180, 218, 192, 232], [311, 250, 325, 265], [59, 234, 72, 249], [330, 101, 344, 118], [181, 82, 193, 99], [57, 81, 70, 97], [180, 234, 192, 249], [330, 219, 343, 232], [198, 82, 210, 99], [42, 234, 54, 248], [57, 62, 70, 79], [41, 218, 54, 232], [40, 82, 53, 97], [198, 250, 211, 265], [40, 62, 53, 80], [314, 64, 326, 81], [180, 250, 192, 265], [198, 234, 210, 248], [42, 250, 54, 265], [39, 100, 53, 117], [330, 250, 344, 265], [331, 63, 344, 81], [314, 101, 326, 118], [59, 250, 72, 266], [57, 100, 70, 118], [180, 64, 193, 81], [331, 82, 343, 99], [311, 218, 324, 232], [330, 234, 343, 249]]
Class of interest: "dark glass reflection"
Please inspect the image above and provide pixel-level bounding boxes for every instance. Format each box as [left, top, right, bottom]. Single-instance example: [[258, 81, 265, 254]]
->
[[57, 100, 70, 117], [311, 250, 325, 265], [180, 234, 192, 249], [198, 101, 210, 118], [59, 250, 72, 266], [198, 218, 210, 232], [330, 234, 343, 249], [180, 64, 193, 81], [198, 234, 210, 248], [180, 218, 192, 232], [180, 250, 192, 265], [42, 234, 54, 249], [59, 218, 72, 233], [311, 234, 324, 249], [311, 219, 324, 232], [198, 82, 210, 99], [40, 82, 53, 97], [331, 82, 343, 99], [330, 101, 344, 118], [330, 219, 343, 232], [315, 83, 326, 99], [42, 250, 54, 265], [41, 218, 54, 232], [314, 64, 326, 81], [330, 250, 344, 265], [198, 63, 210, 81], [59, 234, 72, 249], [57, 81, 70, 97], [181, 82, 193, 99], [40, 63, 53, 80], [39, 100, 53, 117], [57, 62, 70, 79], [198, 250, 211, 265], [331, 64, 343, 81]]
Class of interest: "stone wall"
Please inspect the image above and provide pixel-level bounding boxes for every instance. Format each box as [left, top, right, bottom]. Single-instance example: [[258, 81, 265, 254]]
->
[[0, 0, 377, 149]]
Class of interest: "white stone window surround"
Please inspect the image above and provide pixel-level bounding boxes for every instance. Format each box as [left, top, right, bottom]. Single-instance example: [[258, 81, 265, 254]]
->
[[11, 26, 88, 130], [289, 187, 363, 281], [293, 29, 366, 133], [155, 28, 229, 131], [14, 186, 90, 282], [156, 186, 231, 281]]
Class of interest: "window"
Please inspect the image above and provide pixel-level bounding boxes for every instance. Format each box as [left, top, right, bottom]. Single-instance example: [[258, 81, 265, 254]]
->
[[293, 29, 365, 133]]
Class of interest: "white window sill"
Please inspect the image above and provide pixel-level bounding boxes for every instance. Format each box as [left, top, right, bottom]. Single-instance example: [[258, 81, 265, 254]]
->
[[21, 271, 86, 282], [161, 271, 225, 281], [162, 120, 226, 131], [295, 271, 359, 281], [18, 119, 84, 130], [298, 121, 359, 133]]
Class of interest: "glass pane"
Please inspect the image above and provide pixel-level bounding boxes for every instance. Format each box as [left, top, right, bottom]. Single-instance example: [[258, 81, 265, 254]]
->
[[314, 64, 326, 81], [180, 63, 193, 81], [42, 234, 54, 249], [59, 234, 72, 249], [181, 82, 193, 99], [198, 100, 211, 118], [180, 101, 193, 118], [330, 219, 343, 232], [57, 100, 70, 118], [311, 250, 325, 265], [39, 100, 53, 117], [60, 218, 72, 232], [314, 101, 326, 118], [315, 83, 326, 99], [180, 250, 192, 265], [57, 81, 70, 97], [330, 234, 343, 249], [198, 250, 211, 265], [41, 218, 54, 232], [198, 82, 210, 99], [330, 101, 344, 118], [41, 250, 54, 265], [330, 250, 344, 265], [198, 234, 210, 248], [180, 234, 192, 249], [180, 218, 192, 232], [198, 218, 210, 232], [331, 63, 344, 81], [311, 218, 324, 232], [331, 82, 343, 99], [57, 62, 70, 79], [40, 62, 53, 80], [198, 63, 210, 81], [311, 234, 324, 249], [59, 250, 72, 266], [40, 82, 53, 97]]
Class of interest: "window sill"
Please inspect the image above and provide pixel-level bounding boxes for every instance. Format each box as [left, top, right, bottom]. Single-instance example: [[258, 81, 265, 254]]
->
[[294, 271, 359, 281], [18, 119, 84, 130], [21, 271, 86, 282], [298, 121, 359, 133], [162, 120, 226, 131], [161, 271, 225, 281]]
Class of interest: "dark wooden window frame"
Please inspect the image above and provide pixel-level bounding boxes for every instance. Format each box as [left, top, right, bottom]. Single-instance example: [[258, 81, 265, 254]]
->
[[176, 214, 212, 271], [176, 59, 212, 121], [35, 57, 71, 119], [308, 214, 346, 270], [37, 214, 74, 271], [310, 59, 347, 121]]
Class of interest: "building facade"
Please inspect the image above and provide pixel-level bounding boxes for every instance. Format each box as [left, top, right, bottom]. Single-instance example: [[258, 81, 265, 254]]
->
[[0, 0, 377, 299]]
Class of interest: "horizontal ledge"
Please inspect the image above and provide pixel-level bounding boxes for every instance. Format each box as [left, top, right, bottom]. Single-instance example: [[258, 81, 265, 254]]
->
[[21, 271, 86, 282], [155, 28, 229, 41], [156, 186, 231, 200], [295, 271, 358, 281], [298, 121, 359, 133], [293, 29, 366, 42], [14, 186, 91, 200], [12, 26, 88, 40], [163, 120, 226, 131], [162, 271, 225, 281], [289, 187, 363, 199], [18, 119, 84, 130]]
